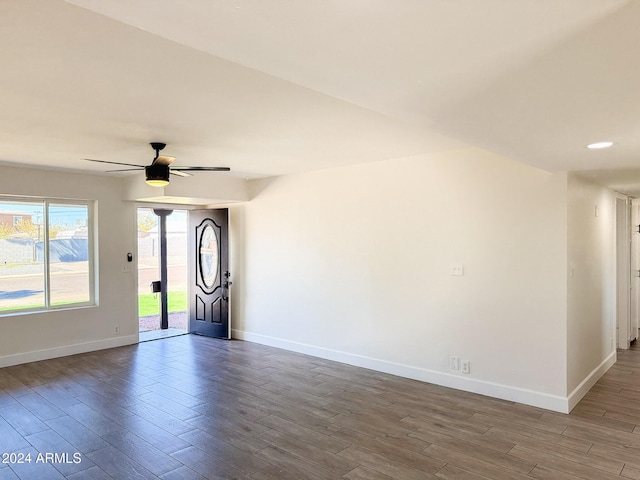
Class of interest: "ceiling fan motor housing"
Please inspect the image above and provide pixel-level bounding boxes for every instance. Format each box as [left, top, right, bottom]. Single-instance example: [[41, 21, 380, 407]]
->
[[145, 164, 170, 185]]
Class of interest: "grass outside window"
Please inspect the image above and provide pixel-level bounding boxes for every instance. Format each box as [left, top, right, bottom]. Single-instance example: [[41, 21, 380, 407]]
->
[[138, 291, 187, 317]]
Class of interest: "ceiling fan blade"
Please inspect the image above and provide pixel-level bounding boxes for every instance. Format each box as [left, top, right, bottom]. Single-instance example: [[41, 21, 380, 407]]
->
[[171, 166, 231, 172], [83, 158, 145, 168], [170, 170, 192, 177], [153, 155, 175, 166], [106, 168, 145, 172]]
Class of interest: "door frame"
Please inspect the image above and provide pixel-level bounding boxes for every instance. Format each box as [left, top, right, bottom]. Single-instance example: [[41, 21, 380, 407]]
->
[[136, 204, 189, 337], [616, 194, 631, 349], [631, 198, 640, 343]]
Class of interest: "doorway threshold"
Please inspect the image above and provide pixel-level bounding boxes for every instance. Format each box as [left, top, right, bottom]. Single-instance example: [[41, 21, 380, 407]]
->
[[139, 328, 188, 342]]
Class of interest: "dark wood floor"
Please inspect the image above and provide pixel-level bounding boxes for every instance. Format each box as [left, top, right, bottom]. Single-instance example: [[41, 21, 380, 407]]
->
[[1, 337, 640, 480]]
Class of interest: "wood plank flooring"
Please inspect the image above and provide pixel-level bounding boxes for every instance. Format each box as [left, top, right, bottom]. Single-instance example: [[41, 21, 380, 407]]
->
[[0, 336, 639, 479]]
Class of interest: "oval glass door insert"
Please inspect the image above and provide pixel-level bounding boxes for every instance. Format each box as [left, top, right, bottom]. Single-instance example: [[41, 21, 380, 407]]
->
[[199, 223, 219, 289]]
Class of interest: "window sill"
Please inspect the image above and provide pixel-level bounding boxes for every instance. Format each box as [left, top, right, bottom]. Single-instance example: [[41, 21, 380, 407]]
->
[[0, 303, 96, 318]]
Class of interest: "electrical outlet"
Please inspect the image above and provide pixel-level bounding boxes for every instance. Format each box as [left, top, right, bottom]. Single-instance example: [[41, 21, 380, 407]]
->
[[449, 356, 460, 370], [461, 360, 470, 374], [114, 325, 120, 334]]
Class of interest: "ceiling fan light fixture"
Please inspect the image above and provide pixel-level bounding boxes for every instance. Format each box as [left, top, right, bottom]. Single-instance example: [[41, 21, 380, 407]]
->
[[146, 178, 169, 187], [145, 164, 170, 187]]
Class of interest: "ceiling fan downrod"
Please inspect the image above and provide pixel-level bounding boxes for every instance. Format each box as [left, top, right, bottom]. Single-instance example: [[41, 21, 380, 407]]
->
[[150, 142, 166, 160]]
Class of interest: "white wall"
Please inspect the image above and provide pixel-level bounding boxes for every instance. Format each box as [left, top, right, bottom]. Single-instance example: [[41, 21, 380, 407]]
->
[[566, 174, 617, 409], [233, 147, 570, 411], [0, 157, 618, 412], [0, 166, 138, 366]]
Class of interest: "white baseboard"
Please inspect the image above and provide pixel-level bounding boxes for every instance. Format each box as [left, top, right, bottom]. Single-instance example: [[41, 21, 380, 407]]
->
[[0, 334, 139, 368], [567, 350, 616, 412], [4, 329, 611, 414], [232, 329, 570, 413]]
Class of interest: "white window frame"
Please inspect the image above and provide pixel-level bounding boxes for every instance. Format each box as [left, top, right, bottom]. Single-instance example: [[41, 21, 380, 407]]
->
[[0, 197, 95, 314]]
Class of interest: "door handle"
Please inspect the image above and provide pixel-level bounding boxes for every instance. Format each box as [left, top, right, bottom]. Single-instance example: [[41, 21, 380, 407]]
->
[[222, 280, 232, 301]]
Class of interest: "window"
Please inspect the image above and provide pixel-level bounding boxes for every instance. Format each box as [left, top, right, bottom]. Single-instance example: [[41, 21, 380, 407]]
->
[[0, 198, 94, 313]]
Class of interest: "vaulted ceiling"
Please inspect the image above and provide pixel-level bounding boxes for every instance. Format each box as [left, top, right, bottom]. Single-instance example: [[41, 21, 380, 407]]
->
[[1, 1, 639, 193]]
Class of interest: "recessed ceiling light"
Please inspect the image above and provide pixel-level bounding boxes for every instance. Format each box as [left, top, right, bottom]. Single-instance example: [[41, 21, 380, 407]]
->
[[586, 141, 613, 149]]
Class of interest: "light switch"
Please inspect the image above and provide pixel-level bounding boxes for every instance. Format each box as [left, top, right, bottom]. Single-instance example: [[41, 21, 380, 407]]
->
[[450, 264, 464, 276]]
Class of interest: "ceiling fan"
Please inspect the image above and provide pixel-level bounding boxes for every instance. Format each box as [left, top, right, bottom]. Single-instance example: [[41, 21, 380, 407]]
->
[[84, 142, 230, 187]]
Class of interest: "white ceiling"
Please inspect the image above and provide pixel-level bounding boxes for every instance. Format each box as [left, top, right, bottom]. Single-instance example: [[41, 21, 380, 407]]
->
[[1, 0, 639, 192]]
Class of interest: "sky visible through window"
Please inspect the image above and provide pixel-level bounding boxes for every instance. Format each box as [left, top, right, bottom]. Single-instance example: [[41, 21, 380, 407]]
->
[[0, 203, 87, 227]]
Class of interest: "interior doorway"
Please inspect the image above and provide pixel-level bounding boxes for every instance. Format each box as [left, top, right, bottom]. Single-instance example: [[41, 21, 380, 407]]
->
[[616, 195, 632, 349], [137, 207, 188, 341]]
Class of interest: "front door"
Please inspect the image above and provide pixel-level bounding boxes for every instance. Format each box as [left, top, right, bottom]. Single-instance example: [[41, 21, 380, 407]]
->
[[188, 209, 230, 338]]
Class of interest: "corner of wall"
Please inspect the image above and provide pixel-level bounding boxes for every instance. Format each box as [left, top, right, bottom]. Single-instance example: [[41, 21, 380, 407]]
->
[[566, 173, 617, 404]]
